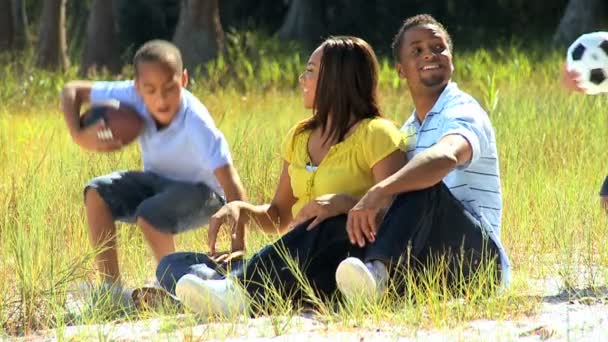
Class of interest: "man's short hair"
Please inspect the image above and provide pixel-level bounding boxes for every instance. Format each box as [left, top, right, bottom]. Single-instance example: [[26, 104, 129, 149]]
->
[[133, 40, 184, 77], [391, 14, 453, 62]]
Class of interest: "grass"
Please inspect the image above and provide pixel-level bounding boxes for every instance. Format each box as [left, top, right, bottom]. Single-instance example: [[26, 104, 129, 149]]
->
[[1, 35, 608, 339]]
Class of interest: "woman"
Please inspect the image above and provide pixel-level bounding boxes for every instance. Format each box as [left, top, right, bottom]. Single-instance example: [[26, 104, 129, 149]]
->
[[156, 36, 406, 316]]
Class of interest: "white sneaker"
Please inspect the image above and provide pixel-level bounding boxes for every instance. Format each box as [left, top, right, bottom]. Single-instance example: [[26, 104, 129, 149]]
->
[[70, 281, 135, 313], [335, 257, 388, 302], [175, 274, 249, 317], [190, 263, 219, 280]]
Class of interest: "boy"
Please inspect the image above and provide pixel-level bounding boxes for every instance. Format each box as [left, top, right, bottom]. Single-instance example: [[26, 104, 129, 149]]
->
[[61, 40, 246, 294]]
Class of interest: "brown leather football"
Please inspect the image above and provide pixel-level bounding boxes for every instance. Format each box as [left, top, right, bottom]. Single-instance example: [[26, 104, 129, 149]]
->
[[80, 102, 145, 150]]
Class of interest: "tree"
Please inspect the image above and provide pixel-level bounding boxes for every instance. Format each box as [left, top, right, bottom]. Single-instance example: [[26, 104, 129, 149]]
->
[[277, 0, 326, 49], [80, 0, 121, 75], [220, 0, 289, 34], [0, 0, 14, 50], [11, 0, 29, 49], [115, 0, 181, 61], [36, 0, 69, 70], [553, 0, 606, 45], [173, 0, 225, 73]]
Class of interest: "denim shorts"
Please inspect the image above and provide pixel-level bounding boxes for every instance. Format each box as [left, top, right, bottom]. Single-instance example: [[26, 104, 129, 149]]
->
[[84, 171, 225, 234]]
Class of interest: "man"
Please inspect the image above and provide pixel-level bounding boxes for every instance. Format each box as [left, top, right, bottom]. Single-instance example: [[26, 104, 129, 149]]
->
[[336, 14, 510, 300], [561, 62, 608, 211]]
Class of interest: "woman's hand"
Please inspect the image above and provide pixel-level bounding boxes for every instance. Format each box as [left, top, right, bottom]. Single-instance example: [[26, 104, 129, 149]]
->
[[207, 201, 247, 255], [291, 194, 356, 230]]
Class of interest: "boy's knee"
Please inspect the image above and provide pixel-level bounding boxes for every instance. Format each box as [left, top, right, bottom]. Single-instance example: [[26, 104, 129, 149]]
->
[[136, 203, 177, 234], [84, 187, 105, 207]]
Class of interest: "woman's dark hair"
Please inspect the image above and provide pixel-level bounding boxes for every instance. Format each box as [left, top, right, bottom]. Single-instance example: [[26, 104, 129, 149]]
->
[[300, 36, 382, 143]]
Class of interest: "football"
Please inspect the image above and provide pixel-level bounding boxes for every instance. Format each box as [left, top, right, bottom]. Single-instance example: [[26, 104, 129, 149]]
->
[[80, 101, 145, 150], [566, 31, 608, 95]]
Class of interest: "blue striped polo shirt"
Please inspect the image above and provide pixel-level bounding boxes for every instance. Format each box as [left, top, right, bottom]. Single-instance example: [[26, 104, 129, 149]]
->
[[401, 82, 510, 286]]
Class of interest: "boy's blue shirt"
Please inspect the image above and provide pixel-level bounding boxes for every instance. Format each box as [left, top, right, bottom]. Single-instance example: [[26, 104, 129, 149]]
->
[[90, 80, 232, 195]]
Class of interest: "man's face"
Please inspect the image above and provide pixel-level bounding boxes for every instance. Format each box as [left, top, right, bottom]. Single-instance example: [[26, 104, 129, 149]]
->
[[396, 24, 453, 92], [135, 61, 187, 127]]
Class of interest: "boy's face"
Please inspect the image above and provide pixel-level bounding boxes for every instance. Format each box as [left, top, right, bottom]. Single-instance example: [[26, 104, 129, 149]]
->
[[135, 61, 188, 127], [396, 24, 453, 93]]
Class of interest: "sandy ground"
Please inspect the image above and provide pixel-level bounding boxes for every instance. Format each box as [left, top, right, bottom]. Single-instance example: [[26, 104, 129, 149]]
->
[[12, 277, 608, 341]]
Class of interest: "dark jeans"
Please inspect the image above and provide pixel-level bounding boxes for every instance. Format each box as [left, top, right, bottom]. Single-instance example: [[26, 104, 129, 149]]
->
[[85, 171, 224, 234], [365, 182, 501, 293], [157, 215, 361, 299], [157, 183, 500, 301], [156, 252, 245, 294]]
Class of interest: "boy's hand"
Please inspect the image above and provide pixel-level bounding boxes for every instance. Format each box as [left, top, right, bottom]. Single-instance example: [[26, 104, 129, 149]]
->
[[212, 164, 247, 252], [210, 250, 244, 264], [230, 219, 246, 253], [72, 119, 123, 152], [208, 201, 246, 255]]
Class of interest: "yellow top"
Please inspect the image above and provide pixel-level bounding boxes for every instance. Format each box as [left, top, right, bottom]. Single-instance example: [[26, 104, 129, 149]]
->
[[282, 117, 406, 217]]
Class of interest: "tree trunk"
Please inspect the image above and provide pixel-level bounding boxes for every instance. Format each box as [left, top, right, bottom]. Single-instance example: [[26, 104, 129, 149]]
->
[[11, 0, 28, 49], [0, 0, 14, 50], [553, 0, 605, 45], [173, 0, 225, 73], [277, 0, 326, 49], [36, 0, 69, 70], [80, 0, 120, 76]]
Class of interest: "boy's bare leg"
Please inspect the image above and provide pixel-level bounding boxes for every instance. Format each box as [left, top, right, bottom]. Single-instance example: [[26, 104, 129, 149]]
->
[[85, 188, 121, 284], [137, 217, 176, 263]]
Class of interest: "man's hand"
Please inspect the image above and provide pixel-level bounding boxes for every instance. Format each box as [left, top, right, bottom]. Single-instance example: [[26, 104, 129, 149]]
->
[[290, 194, 354, 230], [347, 187, 392, 247], [72, 119, 123, 152], [601, 196, 608, 213], [208, 201, 246, 255], [562, 63, 584, 93]]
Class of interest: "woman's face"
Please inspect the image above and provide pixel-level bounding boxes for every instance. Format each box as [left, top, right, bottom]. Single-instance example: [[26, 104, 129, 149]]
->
[[299, 46, 323, 109]]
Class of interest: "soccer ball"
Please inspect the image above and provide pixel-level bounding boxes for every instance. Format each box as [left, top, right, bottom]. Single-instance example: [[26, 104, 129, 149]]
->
[[566, 31, 608, 95]]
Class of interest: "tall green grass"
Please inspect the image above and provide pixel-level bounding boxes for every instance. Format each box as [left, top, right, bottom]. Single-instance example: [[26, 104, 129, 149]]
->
[[1, 35, 608, 338]]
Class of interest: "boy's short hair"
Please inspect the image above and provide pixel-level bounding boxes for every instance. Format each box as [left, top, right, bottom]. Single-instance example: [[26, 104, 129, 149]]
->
[[133, 40, 183, 77], [391, 14, 453, 62]]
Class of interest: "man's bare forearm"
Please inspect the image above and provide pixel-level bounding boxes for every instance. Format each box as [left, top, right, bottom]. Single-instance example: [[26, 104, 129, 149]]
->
[[375, 146, 458, 197]]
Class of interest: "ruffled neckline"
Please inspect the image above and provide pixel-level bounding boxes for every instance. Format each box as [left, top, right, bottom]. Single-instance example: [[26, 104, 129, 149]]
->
[[296, 118, 373, 167]]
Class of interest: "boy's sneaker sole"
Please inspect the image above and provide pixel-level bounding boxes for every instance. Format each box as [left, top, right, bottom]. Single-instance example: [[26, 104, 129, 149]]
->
[[176, 274, 225, 316]]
